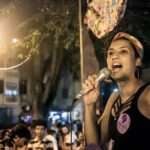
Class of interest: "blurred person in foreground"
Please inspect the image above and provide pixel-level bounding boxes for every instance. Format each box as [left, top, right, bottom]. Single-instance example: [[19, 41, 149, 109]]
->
[[83, 32, 150, 150], [44, 128, 58, 150], [11, 123, 31, 150], [59, 124, 78, 150], [27, 119, 51, 150]]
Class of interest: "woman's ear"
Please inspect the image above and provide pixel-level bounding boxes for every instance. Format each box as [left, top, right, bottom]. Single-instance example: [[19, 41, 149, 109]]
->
[[136, 58, 142, 67]]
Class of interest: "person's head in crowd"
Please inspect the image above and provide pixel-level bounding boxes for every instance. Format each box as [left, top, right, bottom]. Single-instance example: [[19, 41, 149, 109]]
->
[[31, 119, 47, 139], [60, 124, 70, 136], [11, 123, 31, 147], [47, 128, 56, 136]]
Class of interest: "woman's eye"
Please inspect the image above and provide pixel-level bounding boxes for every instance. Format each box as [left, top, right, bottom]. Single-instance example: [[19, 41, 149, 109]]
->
[[120, 49, 128, 54], [107, 51, 113, 56]]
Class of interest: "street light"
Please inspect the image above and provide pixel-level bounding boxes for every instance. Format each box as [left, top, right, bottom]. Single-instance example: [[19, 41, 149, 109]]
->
[[11, 38, 19, 44]]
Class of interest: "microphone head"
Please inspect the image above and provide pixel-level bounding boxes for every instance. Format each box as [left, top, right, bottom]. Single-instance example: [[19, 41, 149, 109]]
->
[[100, 68, 111, 79], [96, 68, 111, 82]]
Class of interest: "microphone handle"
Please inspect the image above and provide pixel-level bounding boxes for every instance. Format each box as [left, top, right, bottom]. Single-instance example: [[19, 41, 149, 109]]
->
[[75, 74, 103, 100], [75, 87, 95, 99]]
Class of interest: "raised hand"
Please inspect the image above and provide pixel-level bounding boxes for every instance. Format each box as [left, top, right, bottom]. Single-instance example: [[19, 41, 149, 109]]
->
[[82, 74, 100, 105]]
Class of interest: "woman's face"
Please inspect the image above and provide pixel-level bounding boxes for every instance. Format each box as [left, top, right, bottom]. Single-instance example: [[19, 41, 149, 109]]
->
[[61, 126, 69, 135], [106, 39, 139, 82]]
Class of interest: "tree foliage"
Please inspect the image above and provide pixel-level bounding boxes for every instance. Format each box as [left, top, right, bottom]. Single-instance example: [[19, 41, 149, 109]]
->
[[0, 0, 80, 77], [0, 0, 80, 116]]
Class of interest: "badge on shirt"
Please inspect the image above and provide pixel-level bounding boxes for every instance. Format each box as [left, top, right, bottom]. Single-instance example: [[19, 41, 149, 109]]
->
[[117, 113, 131, 134]]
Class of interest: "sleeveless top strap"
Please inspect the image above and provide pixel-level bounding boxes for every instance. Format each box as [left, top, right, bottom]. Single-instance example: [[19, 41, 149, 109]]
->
[[98, 82, 150, 145], [133, 82, 150, 102], [98, 92, 119, 144]]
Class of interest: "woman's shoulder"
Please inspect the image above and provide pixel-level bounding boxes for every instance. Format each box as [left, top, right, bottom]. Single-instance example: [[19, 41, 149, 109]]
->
[[138, 83, 150, 119]]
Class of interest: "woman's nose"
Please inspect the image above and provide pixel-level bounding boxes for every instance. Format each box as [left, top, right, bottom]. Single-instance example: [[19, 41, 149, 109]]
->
[[111, 52, 119, 59]]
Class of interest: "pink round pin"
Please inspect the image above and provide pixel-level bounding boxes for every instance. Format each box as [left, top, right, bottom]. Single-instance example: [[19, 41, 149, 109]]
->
[[117, 113, 131, 134]]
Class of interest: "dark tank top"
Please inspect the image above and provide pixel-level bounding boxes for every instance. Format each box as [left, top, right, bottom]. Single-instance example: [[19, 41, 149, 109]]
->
[[110, 83, 150, 150]]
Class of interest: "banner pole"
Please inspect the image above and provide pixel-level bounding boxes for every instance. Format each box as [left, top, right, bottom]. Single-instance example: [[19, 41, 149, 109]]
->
[[79, 0, 84, 84]]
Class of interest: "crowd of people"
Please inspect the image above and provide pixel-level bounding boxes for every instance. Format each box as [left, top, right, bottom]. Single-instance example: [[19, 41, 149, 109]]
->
[[1, 31, 149, 150], [0, 119, 85, 150]]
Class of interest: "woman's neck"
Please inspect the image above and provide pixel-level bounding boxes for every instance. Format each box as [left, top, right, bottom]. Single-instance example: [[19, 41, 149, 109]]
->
[[117, 79, 143, 103]]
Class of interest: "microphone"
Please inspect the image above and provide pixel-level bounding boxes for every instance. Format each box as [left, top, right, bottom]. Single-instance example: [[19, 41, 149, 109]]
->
[[75, 68, 111, 100]]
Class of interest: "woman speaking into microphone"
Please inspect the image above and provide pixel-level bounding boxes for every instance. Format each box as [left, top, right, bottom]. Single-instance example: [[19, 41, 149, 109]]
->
[[83, 32, 150, 150]]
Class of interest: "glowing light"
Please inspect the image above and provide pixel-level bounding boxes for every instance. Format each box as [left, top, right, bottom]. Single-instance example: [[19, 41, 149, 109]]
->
[[113, 88, 119, 92], [5, 89, 18, 96], [11, 38, 19, 44]]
